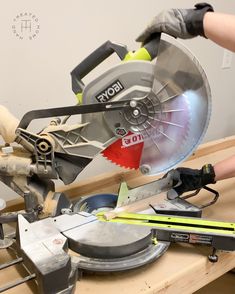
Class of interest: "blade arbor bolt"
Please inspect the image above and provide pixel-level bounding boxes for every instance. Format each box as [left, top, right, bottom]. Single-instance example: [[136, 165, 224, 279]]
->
[[133, 109, 140, 116]]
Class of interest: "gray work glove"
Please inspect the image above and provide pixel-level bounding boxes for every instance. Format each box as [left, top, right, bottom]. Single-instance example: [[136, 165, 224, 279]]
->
[[136, 3, 214, 43]]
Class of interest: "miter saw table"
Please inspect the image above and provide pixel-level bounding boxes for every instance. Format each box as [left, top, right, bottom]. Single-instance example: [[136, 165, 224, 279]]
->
[[1, 136, 235, 294]]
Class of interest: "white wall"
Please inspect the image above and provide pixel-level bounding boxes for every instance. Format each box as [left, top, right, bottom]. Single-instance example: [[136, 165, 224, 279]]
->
[[0, 0, 235, 200]]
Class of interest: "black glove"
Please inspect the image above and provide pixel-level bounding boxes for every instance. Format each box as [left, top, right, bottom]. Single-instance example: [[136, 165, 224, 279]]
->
[[166, 164, 216, 197], [136, 3, 214, 43]]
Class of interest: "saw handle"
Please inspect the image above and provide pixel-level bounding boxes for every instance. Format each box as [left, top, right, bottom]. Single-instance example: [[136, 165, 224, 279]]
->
[[142, 33, 161, 60], [71, 41, 128, 94]]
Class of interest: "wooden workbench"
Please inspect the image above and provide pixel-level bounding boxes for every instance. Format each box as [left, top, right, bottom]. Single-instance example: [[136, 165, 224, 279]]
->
[[1, 136, 235, 293]]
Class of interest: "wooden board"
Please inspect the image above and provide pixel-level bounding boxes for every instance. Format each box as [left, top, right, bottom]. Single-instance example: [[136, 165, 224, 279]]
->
[[4, 135, 235, 212], [1, 136, 235, 293], [195, 272, 235, 294]]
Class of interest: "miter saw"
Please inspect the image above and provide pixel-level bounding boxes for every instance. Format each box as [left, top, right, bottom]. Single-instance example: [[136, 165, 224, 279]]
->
[[0, 34, 234, 293]]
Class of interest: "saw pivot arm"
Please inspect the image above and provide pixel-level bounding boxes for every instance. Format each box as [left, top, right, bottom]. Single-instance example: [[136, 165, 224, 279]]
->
[[17, 100, 130, 130]]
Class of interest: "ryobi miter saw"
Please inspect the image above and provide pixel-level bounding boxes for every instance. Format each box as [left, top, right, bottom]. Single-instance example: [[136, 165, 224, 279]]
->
[[1, 34, 234, 294]]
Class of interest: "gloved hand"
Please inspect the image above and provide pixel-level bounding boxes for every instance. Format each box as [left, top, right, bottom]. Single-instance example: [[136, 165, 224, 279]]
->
[[166, 164, 216, 197], [136, 3, 214, 43]]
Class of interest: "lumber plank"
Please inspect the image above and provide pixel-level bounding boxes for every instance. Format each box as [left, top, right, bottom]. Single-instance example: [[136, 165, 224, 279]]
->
[[4, 135, 235, 212], [103, 192, 166, 220]]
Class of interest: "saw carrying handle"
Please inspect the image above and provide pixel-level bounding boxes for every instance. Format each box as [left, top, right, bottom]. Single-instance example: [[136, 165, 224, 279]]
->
[[71, 34, 161, 96], [71, 41, 128, 94]]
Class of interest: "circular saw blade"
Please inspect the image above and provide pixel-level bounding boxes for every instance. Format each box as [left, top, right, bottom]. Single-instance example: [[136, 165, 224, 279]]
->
[[103, 35, 211, 174], [139, 35, 211, 175]]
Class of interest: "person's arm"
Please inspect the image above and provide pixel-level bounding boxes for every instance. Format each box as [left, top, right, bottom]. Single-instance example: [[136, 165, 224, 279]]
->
[[214, 155, 235, 181], [204, 12, 235, 52], [136, 3, 214, 42], [136, 4, 235, 53], [162, 158, 235, 197]]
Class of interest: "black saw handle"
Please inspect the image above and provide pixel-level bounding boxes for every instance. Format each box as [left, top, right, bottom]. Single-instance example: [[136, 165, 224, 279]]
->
[[142, 33, 161, 59], [71, 41, 128, 94]]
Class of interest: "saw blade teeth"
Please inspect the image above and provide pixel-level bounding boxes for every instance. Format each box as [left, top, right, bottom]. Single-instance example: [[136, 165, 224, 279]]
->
[[101, 132, 143, 170], [101, 153, 137, 170]]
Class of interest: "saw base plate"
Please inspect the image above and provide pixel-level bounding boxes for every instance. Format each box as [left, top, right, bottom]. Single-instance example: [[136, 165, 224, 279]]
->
[[75, 241, 169, 272], [70, 193, 170, 271]]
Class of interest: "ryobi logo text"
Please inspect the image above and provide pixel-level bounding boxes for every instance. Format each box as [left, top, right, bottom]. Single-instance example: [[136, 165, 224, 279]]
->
[[95, 80, 124, 102]]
